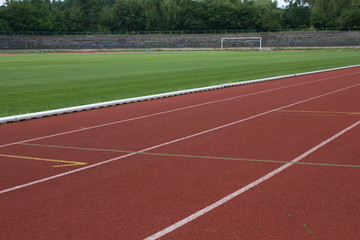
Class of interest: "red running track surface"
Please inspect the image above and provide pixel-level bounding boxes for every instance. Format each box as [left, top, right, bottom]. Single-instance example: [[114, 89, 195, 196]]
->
[[0, 67, 359, 239]]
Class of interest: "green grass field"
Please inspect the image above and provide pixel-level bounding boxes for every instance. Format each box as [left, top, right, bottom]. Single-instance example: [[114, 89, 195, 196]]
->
[[0, 50, 359, 118]]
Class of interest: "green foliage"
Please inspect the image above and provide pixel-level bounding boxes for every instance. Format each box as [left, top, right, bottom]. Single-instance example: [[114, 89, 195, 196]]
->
[[0, 18, 11, 31], [181, 1, 207, 30], [0, 0, 359, 32], [310, 0, 360, 28], [310, 7, 328, 28], [113, 0, 145, 31], [0, 0, 52, 31], [98, 5, 115, 32], [282, 3, 310, 29], [337, 8, 360, 28], [255, 0, 282, 30]]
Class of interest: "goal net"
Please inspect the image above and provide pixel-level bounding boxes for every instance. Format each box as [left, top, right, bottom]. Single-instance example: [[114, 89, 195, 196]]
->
[[221, 37, 262, 51]]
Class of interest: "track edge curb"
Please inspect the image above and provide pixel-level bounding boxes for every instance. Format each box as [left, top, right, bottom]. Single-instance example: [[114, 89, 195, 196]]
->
[[1, 64, 359, 124]]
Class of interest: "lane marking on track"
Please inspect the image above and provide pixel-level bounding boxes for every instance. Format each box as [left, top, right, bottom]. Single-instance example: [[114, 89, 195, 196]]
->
[[144, 119, 360, 240], [277, 110, 360, 116], [0, 82, 359, 195], [0, 71, 359, 149], [20, 143, 360, 168], [0, 154, 86, 167]]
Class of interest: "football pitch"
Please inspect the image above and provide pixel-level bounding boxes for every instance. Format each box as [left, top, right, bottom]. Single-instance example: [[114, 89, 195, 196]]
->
[[0, 49, 359, 118]]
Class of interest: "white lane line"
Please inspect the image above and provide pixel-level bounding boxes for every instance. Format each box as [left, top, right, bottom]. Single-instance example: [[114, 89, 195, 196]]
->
[[1, 82, 359, 195], [144, 119, 360, 240], [1, 71, 358, 149]]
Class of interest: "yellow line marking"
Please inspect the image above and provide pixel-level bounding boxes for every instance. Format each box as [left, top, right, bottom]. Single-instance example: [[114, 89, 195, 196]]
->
[[20, 143, 360, 168], [0, 154, 87, 168], [277, 110, 360, 115]]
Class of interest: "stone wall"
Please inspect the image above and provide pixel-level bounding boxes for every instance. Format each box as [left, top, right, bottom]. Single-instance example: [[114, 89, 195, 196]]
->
[[0, 31, 359, 50]]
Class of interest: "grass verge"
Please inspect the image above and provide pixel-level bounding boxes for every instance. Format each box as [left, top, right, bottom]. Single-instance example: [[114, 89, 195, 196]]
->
[[0, 49, 359, 117]]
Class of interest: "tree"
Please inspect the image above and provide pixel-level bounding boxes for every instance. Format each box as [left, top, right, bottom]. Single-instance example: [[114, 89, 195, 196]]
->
[[50, 1, 67, 31], [254, 0, 282, 30], [113, 0, 145, 32], [30, 0, 53, 30], [78, 0, 101, 31], [99, 5, 115, 32], [282, 3, 310, 29], [141, 0, 190, 30], [0, 18, 11, 31], [310, 7, 328, 28], [309, 0, 360, 27], [181, 0, 207, 30], [0, 0, 52, 31], [0, 0, 357, 33], [337, 8, 360, 27]]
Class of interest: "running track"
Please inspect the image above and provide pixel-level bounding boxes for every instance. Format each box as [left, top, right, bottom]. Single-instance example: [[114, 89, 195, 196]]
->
[[0, 67, 359, 239]]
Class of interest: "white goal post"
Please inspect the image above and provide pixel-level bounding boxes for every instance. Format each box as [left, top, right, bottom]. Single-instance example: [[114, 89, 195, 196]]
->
[[221, 37, 262, 51]]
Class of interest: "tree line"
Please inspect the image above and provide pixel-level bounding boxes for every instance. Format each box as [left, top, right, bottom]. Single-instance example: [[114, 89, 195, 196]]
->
[[0, 0, 359, 33]]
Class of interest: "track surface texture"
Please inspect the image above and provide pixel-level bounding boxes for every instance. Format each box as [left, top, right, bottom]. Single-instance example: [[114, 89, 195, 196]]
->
[[1, 67, 359, 239]]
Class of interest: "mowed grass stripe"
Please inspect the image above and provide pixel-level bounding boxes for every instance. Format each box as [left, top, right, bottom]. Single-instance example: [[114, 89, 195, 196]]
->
[[1, 50, 359, 117]]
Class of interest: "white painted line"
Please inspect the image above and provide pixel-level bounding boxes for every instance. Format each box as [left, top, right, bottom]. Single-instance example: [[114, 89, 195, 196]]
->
[[144, 119, 360, 240], [1, 64, 359, 124], [1, 70, 358, 149], [1, 82, 359, 195]]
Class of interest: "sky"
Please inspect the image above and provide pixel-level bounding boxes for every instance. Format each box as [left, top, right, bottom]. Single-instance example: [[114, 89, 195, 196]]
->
[[0, 0, 289, 9], [276, 0, 289, 8]]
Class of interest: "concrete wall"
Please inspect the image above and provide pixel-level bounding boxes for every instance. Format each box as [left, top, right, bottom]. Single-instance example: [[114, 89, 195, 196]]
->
[[0, 31, 359, 50]]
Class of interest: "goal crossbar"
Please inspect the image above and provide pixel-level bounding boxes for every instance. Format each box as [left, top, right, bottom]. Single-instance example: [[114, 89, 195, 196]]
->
[[221, 37, 262, 51]]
